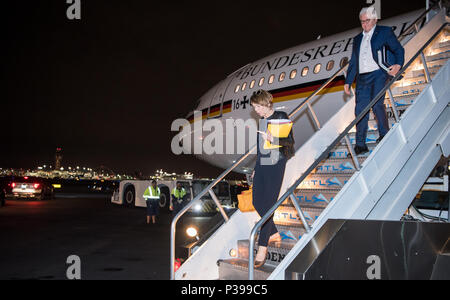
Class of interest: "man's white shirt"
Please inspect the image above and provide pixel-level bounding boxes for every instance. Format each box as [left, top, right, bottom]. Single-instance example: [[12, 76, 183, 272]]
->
[[359, 25, 380, 73]]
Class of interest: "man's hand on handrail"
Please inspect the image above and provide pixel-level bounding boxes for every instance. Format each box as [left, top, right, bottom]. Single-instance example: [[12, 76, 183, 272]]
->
[[388, 64, 402, 77]]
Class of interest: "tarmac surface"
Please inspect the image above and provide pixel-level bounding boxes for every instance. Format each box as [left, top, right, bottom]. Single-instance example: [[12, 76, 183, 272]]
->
[[0, 194, 218, 280]]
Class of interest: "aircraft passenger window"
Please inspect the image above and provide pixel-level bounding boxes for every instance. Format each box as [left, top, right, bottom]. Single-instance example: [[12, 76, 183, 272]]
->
[[268, 75, 275, 84], [290, 69, 297, 79], [259, 77, 265, 86], [242, 82, 247, 91], [250, 80, 256, 89], [326, 60, 335, 71], [235, 85, 240, 93], [301, 67, 309, 77], [279, 72, 286, 82], [314, 64, 321, 74], [340, 57, 349, 68]]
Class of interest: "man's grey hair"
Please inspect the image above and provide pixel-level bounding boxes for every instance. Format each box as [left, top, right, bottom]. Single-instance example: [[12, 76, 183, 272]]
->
[[360, 6, 379, 20]]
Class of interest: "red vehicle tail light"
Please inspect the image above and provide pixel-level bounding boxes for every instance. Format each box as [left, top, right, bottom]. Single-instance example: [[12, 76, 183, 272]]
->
[[11, 182, 16, 188], [34, 183, 40, 189]]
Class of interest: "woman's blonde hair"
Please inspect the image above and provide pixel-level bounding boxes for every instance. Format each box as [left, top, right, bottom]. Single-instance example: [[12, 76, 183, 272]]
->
[[250, 89, 273, 108]]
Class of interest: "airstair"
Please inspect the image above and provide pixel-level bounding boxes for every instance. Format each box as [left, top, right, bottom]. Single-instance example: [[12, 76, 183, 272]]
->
[[170, 5, 450, 280]]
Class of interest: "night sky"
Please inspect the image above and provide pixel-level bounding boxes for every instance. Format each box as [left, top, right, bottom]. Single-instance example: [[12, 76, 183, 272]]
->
[[1, 0, 426, 178]]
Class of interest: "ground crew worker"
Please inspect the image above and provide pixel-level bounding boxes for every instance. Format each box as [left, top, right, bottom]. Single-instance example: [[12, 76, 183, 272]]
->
[[170, 182, 187, 216], [143, 180, 160, 224]]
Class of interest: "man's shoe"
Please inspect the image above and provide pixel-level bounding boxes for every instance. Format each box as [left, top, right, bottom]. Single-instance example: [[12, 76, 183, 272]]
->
[[354, 145, 369, 156], [376, 135, 385, 143]]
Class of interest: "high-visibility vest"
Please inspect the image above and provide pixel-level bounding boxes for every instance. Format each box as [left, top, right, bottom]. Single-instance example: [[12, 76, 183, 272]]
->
[[143, 186, 160, 200], [172, 187, 186, 199]]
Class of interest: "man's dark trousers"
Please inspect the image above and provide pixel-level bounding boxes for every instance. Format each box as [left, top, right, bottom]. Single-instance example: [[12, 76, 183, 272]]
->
[[355, 68, 390, 147]]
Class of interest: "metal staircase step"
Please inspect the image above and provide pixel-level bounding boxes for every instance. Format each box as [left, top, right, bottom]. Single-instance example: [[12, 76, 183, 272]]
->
[[434, 41, 450, 51], [407, 63, 446, 79], [274, 205, 324, 227], [434, 39, 450, 49], [275, 224, 307, 242], [297, 173, 352, 190], [329, 144, 376, 159], [391, 82, 427, 97], [344, 130, 381, 145], [218, 225, 306, 279], [433, 44, 450, 53], [293, 189, 339, 207], [237, 239, 294, 267], [387, 105, 410, 120], [348, 117, 397, 133], [388, 93, 415, 103], [387, 96, 415, 108], [218, 258, 274, 280], [315, 158, 362, 174], [426, 51, 450, 62]]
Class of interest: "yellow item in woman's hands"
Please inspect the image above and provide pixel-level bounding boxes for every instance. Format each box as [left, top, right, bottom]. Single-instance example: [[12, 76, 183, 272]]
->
[[263, 119, 293, 149]]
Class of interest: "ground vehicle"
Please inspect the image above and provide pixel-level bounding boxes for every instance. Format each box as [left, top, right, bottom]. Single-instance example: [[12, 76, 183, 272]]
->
[[8, 176, 54, 200], [0, 188, 5, 207], [111, 179, 235, 213]]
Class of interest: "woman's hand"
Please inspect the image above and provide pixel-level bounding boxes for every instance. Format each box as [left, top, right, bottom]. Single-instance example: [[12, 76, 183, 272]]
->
[[259, 131, 273, 143], [266, 131, 273, 143]]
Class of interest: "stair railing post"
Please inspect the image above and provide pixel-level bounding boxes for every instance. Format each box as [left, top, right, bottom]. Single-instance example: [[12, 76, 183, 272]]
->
[[307, 103, 322, 131], [289, 193, 312, 233], [248, 223, 258, 280], [344, 135, 361, 171], [209, 189, 229, 222], [387, 88, 401, 123], [420, 51, 432, 83]]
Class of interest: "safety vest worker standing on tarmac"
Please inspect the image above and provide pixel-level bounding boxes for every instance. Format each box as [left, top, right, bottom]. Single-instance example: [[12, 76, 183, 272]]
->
[[143, 180, 160, 224], [170, 182, 187, 216]]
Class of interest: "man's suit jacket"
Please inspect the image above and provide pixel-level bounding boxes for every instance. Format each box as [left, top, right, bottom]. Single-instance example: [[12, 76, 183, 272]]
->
[[345, 25, 405, 85]]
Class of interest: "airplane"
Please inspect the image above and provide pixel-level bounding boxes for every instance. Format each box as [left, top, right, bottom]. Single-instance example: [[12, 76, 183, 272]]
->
[[176, 9, 426, 175]]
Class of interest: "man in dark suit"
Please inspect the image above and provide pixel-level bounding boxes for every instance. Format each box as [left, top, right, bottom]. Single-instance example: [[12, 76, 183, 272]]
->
[[344, 6, 405, 155]]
